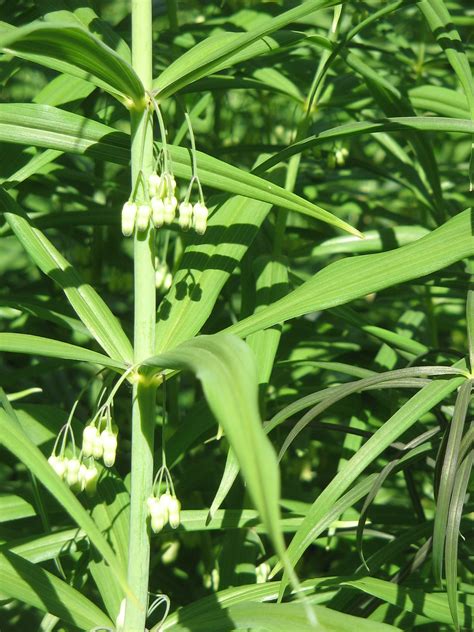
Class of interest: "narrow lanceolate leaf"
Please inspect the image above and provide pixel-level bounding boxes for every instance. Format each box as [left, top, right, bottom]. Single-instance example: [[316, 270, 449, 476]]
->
[[152, 0, 341, 98], [432, 380, 472, 585], [144, 335, 287, 568], [275, 370, 466, 594], [161, 601, 400, 632], [167, 144, 360, 237], [0, 104, 129, 163], [0, 549, 113, 629], [0, 104, 359, 237], [226, 209, 474, 340], [0, 22, 144, 104], [255, 117, 474, 174], [0, 333, 125, 369], [445, 451, 474, 630], [418, 1, 474, 120], [0, 407, 131, 600], [0, 188, 133, 364], [156, 197, 271, 352], [344, 577, 473, 628]]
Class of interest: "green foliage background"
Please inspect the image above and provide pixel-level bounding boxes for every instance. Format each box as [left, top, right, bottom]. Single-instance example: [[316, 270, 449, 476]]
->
[[0, 0, 473, 630]]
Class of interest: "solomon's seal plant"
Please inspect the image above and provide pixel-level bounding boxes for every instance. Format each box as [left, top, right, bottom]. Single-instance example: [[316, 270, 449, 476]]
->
[[0, 1, 473, 632]]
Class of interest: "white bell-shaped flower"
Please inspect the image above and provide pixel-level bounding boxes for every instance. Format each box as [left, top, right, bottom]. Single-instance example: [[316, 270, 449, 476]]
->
[[48, 455, 67, 479], [82, 425, 99, 459], [121, 201, 137, 237], [151, 196, 165, 228], [148, 173, 163, 197], [192, 202, 208, 235], [101, 429, 118, 467], [65, 458, 81, 487], [136, 204, 151, 232], [163, 196, 177, 225], [178, 201, 193, 230]]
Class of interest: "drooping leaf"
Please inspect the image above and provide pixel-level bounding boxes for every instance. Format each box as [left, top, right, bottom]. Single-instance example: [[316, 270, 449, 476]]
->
[[0, 21, 143, 103]]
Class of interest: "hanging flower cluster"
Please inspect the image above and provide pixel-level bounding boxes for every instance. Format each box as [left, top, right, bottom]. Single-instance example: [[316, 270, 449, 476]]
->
[[121, 99, 209, 238], [48, 425, 99, 496], [47, 367, 133, 496], [147, 465, 181, 534], [82, 411, 119, 468]]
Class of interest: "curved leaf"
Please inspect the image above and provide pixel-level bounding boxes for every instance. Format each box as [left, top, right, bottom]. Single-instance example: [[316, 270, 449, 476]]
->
[[0, 22, 144, 103], [0, 549, 113, 629], [0, 333, 125, 368], [226, 209, 474, 339]]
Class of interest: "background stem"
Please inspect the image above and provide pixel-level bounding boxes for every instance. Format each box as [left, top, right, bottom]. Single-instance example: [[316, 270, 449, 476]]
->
[[125, 0, 156, 630]]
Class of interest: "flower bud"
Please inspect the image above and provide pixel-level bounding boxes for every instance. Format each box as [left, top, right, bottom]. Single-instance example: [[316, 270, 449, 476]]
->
[[48, 455, 67, 479], [148, 173, 163, 197], [82, 425, 99, 459], [167, 496, 181, 529], [147, 496, 160, 516], [66, 458, 81, 487], [81, 464, 99, 496], [193, 202, 208, 235], [92, 432, 104, 459], [151, 512, 166, 534], [155, 262, 169, 290], [168, 175, 176, 194], [178, 201, 193, 230], [151, 196, 165, 228], [136, 204, 151, 232], [163, 196, 177, 224], [101, 429, 118, 467], [163, 272, 172, 292], [121, 201, 137, 237], [157, 493, 172, 524]]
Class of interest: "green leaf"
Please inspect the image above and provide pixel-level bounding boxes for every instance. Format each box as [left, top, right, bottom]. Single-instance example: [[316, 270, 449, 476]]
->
[[4, 529, 86, 564], [162, 600, 400, 632], [0, 333, 125, 368], [87, 470, 130, 620], [255, 117, 474, 175], [0, 405, 132, 600], [155, 197, 271, 352], [432, 380, 472, 585], [152, 0, 341, 98], [226, 209, 474, 339], [344, 577, 473, 628], [0, 187, 133, 364], [0, 21, 144, 103], [275, 370, 466, 593], [418, 1, 474, 120], [445, 451, 474, 629], [0, 103, 129, 163], [0, 494, 36, 522], [0, 549, 113, 629], [144, 334, 287, 571], [0, 104, 360, 237]]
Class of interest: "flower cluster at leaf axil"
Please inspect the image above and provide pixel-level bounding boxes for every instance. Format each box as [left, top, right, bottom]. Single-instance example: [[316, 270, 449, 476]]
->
[[147, 466, 181, 533], [47, 371, 127, 495], [121, 170, 208, 238], [122, 101, 209, 239], [48, 424, 100, 496]]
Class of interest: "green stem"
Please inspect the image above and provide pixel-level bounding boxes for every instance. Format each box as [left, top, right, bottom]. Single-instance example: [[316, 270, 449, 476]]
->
[[125, 1, 157, 630]]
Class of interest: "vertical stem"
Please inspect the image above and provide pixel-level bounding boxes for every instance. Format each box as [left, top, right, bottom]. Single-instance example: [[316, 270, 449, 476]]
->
[[125, 1, 156, 630]]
